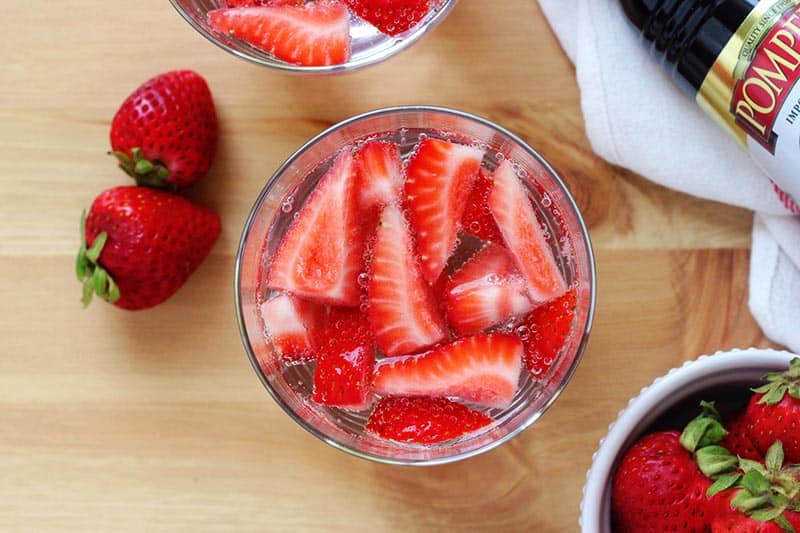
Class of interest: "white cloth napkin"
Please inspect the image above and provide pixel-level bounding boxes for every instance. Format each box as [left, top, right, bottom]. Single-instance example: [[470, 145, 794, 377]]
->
[[538, 0, 800, 353]]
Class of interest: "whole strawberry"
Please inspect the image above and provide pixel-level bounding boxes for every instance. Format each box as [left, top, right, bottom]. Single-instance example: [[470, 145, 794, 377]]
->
[[709, 442, 800, 532], [611, 403, 737, 532], [611, 430, 716, 532], [745, 358, 800, 463], [76, 186, 221, 310], [110, 70, 218, 189]]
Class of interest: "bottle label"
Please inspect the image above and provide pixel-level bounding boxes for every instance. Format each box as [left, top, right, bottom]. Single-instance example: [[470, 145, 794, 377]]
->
[[697, 0, 800, 204]]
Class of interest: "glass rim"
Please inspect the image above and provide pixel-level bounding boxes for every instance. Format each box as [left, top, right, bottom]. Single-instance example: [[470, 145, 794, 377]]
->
[[168, 0, 460, 74], [234, 105, 598, 465]]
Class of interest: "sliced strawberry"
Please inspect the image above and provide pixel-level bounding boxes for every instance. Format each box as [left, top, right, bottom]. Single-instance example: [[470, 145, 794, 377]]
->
[[373, 333, 523, 408], [519, 289, 576, 378], [260, 293, 327, 361], [312, 307, 376, 409], [488, 159, 567, 303], [366, 396, 492, 444], [267, 152, 363, 306], [208, 3, 351, 67], [368, 203, 447, 356], [445, 244, 533, 336], [344, 0, 433, 36], [355, 140, 403, 212], [404, 138, 483, 282], [225, 0, 303, 7], [461, 170, 503, 243]]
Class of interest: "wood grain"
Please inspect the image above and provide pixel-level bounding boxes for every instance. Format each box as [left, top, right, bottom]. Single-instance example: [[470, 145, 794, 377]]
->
[[0, 0, 778, 531]]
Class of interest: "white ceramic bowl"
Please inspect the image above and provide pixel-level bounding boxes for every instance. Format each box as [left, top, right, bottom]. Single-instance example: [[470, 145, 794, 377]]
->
[[580, 348, 798, 532]]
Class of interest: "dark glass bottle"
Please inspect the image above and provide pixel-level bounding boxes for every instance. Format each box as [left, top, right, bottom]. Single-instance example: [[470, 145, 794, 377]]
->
[[621, 0, 800, 206]]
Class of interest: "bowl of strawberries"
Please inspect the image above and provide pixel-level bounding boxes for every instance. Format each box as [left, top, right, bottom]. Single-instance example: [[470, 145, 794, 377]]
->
[[581, 349, 800, 532], [169, 0, 459, 72], [235, 106, 595, 464]]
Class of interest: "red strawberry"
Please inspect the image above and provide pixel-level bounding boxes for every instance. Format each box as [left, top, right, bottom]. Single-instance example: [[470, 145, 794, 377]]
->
[[461, 170, 503, 243], [404, 138, 483, 282], [488, 159, 567, 303], [312, 307, 376, 409], [354, 140, 403, 214], [267, 151, 364, 307], [444, 244, 533, 336], [208, 3, 351, 67], [367, 203, 447, 356], [519, 289, 576, 378], [76, 186, 220, 310], [719, 414, 762, 461], [712, 510, 800, 532], [344, 0, 433, 36], [372, 333, 523, 409], [260, 293, 327, 362], [611, 431, 716, 532], [744, 358, 800, 463], [709, 441, 800, 532], [366, 396, 492, 444], [110, 70, 217, 190]]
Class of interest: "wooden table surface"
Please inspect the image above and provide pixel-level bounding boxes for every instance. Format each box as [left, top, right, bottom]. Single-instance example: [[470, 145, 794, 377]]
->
[[0, 1, 780, 531]]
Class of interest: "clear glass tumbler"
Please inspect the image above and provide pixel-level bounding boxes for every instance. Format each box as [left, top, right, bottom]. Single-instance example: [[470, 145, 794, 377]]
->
[[169, 0, 459, 73], [235, 106, 596, 465]]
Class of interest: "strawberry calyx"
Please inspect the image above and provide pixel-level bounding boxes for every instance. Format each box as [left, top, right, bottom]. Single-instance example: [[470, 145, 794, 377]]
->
[[109, 147, 171, 189], [75, 210, 120, 307], [678, 402, 800, 531], [714, 442, 800, 532], [753, 357, 800, 405]]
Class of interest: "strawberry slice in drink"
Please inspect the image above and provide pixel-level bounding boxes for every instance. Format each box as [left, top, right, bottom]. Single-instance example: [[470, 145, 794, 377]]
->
[[460, 170, 503, 243], [488, 159, 567, 303], [368, 203, 447, 357], [266, 152, 363, 306], [225, 0, 303, 7], [366, 397, 492, 444], [373, 333, 523, 409], [354, 140, 404, 233], [207, 3, 351, 67], [355, 140, 404, 212], [518, 289, 575, 378], [260, 293, 327, 362], [312, 307, 376, 410], [344, 0, 433, 36], [445, 244, 533, 336], [405, 138, 483, 282]]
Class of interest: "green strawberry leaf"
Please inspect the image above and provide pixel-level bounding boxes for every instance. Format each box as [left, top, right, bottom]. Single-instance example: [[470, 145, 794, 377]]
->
[[742, 470, 771, 495], [81, 279, 94, 308], [681, 403, 728, 452], [76, 247, 88, 281], [775, 515, 797, 533], [696, 445, 738, 477], [92, 267, 108, 297], [86, 232, 107, 263], [751, 507, 786, 523], [766, 441, 785, 473], [731, 488, 769, 511], [707, 472, 742, 496], [740, 458, 768, 475], [110, 147, 170, 189], [107, 276, 120, 304], [788, 358, 800, 377]]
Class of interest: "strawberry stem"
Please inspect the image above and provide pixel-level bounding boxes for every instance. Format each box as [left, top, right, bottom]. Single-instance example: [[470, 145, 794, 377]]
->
[[76, 210, 121, 307], [753, 358, 800, 404], [109, 147, 171, 189]]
